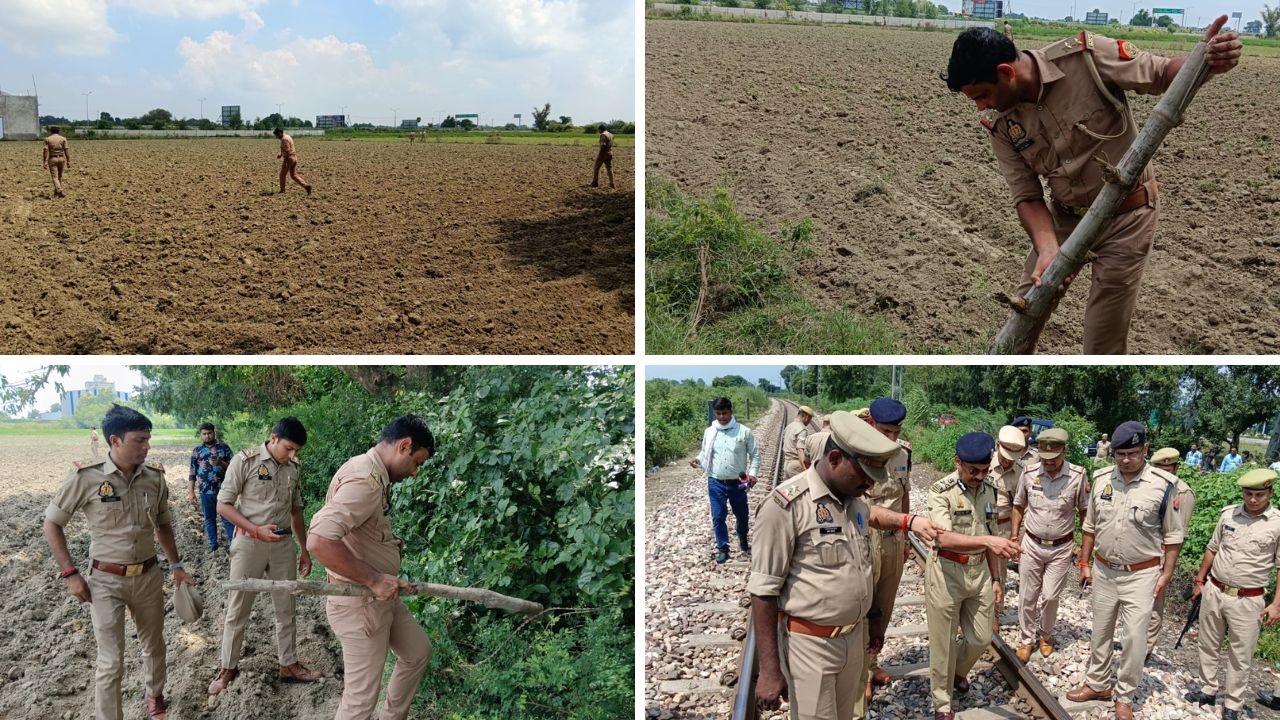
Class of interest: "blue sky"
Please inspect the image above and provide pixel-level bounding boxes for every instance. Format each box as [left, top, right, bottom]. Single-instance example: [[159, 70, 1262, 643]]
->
[[647, 365, 788, 387], [0, 0, 634, 126]]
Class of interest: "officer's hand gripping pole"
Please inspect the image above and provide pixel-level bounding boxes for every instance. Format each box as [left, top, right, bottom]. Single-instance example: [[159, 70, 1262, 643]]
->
[[989, 30, 1216, 355], [223, 578, 545, 615]]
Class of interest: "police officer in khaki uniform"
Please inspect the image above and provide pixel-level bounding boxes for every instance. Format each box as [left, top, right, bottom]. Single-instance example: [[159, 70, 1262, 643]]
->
[[274, 128, 312, 195], [782, 406, 815, 478], [1095, 433, 1111, 462], [856, 398, 913, 710], [925, 432, 1021, 720], [91, 426, 101, 458], [990, 425, 1028, 611], [750, 411, 943, 720], [42, 125, 71, 198], [591, 123, 615, 188], [1184, 469, 1280, 720], [1067, 421, 1187, 720], [944, 21, 1242, 353], [1011, 416, 1039, 465], [1009, 427, 1088, 663], [308, 415, 436, 720], [42, 405, 193, 720], [1145, 447, 1195, 660], [208, 417, 322, 695]]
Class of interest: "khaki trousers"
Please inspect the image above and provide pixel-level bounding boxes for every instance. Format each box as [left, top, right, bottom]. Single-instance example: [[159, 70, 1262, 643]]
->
[[49, 157, 65, 194], [87, 563, 166, 720], [1085, 562, 1159, 702], [778, 619, 864, 720], [220, 533, 299, 668], [1016, 189, 1159, 355], [925, 555, 994, 713], [1197, 580, 1265, 711], [852, 528, 906, 719], [592, 149, 613, 186], [783, 460, 805, 479], [327, 596, 432, 720], [1147, 581, 1169, 651], [993, 520, 1012, 614], [1017, 537, 1073, 645]]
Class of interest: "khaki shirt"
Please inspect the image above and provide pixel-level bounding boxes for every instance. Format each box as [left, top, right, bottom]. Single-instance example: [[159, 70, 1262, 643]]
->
[[1082, 464, 1186, 564], [599, 130, 614, 151], [747, 467, 873, 626], [309, 449, 401, 582], [988, 33, 1173, 209], [1208, 505, 1280, 589], [44, 133, 68, 159], [989, 456, 1024, 521], [279, 132, 297, 159], [928, 472, 1001, 557], [867, 441, 911, 513], [1095, 440, 1111, 460], [45, 455, 171, 564], [782, 420, 811, 470], [1014, 461, 1088, 539], [217, 443, 302, 528]]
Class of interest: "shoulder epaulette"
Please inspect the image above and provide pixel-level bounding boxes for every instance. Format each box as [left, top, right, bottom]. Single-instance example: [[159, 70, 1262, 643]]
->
[[979, 117, 995, 134], [773, 480, 805, 508], [240, 447, 260, 460], [898, 438, 912, 451], [930, 476, 957, 494], [146, 461, 165, 472], [72, 459, 104, 471], [982, 475, 1001, 490], [288, 456, 301, 467], [1093, 465, 1117, 481], [1024, 461, 1042, 474], [1220, 504, 1238, 517], [1043, 31, 1093, 62]]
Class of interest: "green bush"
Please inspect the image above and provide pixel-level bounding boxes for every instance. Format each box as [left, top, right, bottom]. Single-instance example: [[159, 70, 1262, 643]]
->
[[645, 380, 768, 467]]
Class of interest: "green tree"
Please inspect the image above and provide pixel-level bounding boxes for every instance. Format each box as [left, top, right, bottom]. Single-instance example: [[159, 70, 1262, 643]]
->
[[1155, 13, 1174, 27], [780, 365, 801, 392], [458, 118, 475, 130], [0, 365, 69, 416], [229, 112, 243, 129], [532, 102, 552, 131], [441, 115, 457, 128], [712, 374, 751, 388], [1130, 8, 1153, 25], [754, 0, 770, 7], [1264, 4, 1280, 37], [71, 392, 137, 429], [1185, 366, 1280, 449]]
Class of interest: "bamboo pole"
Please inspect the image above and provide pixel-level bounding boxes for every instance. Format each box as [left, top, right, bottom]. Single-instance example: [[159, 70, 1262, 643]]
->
[[223, 578, 545, 615], [990, 34, 1214, 354]]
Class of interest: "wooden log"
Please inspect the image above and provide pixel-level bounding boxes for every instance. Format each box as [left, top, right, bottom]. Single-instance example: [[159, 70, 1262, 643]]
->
[[989, 35, 1213, 354], [223, 578, 545, 615]]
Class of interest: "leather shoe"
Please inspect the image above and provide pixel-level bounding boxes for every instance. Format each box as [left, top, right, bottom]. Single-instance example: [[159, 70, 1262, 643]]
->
[[146, 694, 167, 719], [872, 667, 891, 686], [208, 668, 238, 695], [739, 540, 751, 554], [934, 713, 954, 720], [1039, 635, 1054, 657], [1258, 689, 1280, 710], [953, 675, 969, 694], [1016, 644, 1032, 663], [1115, 701, 1133, 720], [1066, 685, 1113, 702], [1223, 708, 1241, 720], [715, 548, 729, 564], [1185, 689, 1216, 705], [279, 662, 322, 683]]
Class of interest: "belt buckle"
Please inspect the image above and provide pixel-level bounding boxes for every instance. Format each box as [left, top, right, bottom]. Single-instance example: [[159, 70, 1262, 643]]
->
[[1225, 585, 1240, 597], [125, 563, 143, 577], [1106, 559, 1125, 571], [836, 623, 857, 637]]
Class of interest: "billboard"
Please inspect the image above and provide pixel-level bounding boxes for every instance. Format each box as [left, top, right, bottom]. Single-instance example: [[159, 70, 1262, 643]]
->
[[1152, 7, 1183, 13], [315, 114, 346, 129], [1085, 10, 1109, 23], [970, 0, 1004, 19]]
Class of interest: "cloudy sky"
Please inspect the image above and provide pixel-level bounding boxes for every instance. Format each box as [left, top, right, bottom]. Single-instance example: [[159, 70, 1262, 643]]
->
[[0, 0, 634, 126], [1008, 0, 1262, 28]]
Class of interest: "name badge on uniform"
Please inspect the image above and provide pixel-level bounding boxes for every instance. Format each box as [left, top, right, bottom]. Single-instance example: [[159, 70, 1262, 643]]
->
[[1224, 524, 1236, 533], [954, 509, 972, 517], [820, 527, 842, 535], [98, 480, 121, 502]]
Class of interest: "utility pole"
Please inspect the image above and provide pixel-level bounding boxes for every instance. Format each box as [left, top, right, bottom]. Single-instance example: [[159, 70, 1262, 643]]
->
[[891, 366, 904, 402], [199, 97, 206, 121], [392, 107, 399, 128], [82, 90, 92, 124]]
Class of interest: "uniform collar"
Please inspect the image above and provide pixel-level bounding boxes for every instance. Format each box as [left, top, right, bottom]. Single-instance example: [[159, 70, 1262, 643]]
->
[[1039, 461, 1071, 481], [259, 442, 280, 469], [1233, 504, 1278, 521], [103, 452, 146, 480], [805, 466, 841, 506], [997, 49, 1066, 122], [364, 447, 390, 486]]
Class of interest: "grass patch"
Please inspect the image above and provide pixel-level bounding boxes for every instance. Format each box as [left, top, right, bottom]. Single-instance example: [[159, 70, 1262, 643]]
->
[[645, 381, 769, 467], [0, 423, 193, 447], [646, 176, 896, 354], [320, 129, 635, 147]]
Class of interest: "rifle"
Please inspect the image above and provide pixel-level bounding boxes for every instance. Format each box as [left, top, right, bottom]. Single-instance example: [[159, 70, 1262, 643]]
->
[[1174, 592, 1202, 649]]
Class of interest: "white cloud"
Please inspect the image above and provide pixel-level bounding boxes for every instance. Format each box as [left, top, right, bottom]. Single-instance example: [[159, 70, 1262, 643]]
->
[[241, 10, 264, 33], [375, 0, 588, 56], [114, 0, 266, 20], [0, 0, 118, 55]]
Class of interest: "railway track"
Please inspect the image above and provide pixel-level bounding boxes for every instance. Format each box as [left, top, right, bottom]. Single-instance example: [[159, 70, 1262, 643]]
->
[[729, 400, 1071, 720]]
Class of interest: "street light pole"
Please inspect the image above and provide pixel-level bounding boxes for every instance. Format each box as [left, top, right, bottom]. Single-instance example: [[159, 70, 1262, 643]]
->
[[392, 108, 399, 128], [199, 97, 206, 121], [83, 90, 92, 124]]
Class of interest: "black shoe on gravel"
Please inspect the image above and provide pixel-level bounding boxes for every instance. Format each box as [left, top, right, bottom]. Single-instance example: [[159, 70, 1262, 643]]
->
[[1185, 690, 1217, 706], [739, 541, 751, 554], [1222, 708, 1240, 720], [1257, 690, 1280, 711], [715, 548, 729, 564]]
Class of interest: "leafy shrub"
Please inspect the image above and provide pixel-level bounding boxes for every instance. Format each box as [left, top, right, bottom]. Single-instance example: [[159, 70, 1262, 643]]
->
[[645, 380, 768, 466]]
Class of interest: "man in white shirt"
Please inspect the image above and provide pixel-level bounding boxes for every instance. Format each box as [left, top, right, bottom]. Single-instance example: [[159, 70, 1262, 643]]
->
[[691, 397, 762, 563]]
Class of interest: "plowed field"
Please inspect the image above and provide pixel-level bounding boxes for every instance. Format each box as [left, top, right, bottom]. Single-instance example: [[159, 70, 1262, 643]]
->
[[646, 20, 1280, 354], [0, 139, 634, 354]]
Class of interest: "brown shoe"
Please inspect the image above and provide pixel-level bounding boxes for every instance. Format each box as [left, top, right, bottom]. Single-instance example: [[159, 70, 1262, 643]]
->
[[1066, 685, 1113, 702], [279, 662, 322, 683], [872, 667, 891, 686], [953, 675, 970, 694], [145, 694, 167, 719], [934, 713, 954, 720], [1115, 701, 1134, 720], [1016, 644, 1032, 663], [305, 185, 312, 196], [208, 668, 238, 695], [1039, 635, 1054, 657]]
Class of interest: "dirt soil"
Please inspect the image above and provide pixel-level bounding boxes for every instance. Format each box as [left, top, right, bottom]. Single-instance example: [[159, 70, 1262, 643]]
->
[[0, 139, 634, 354], [0, 435, 345, 720], [646, 20, 1280, 354]]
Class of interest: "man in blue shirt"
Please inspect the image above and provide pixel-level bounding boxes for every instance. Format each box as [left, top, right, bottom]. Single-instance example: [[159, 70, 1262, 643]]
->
[[1185, 443, 1203, 471], [691, 397, 762, 564], [1220, 447, 1244, 474], [189, 422, 235, 551]]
